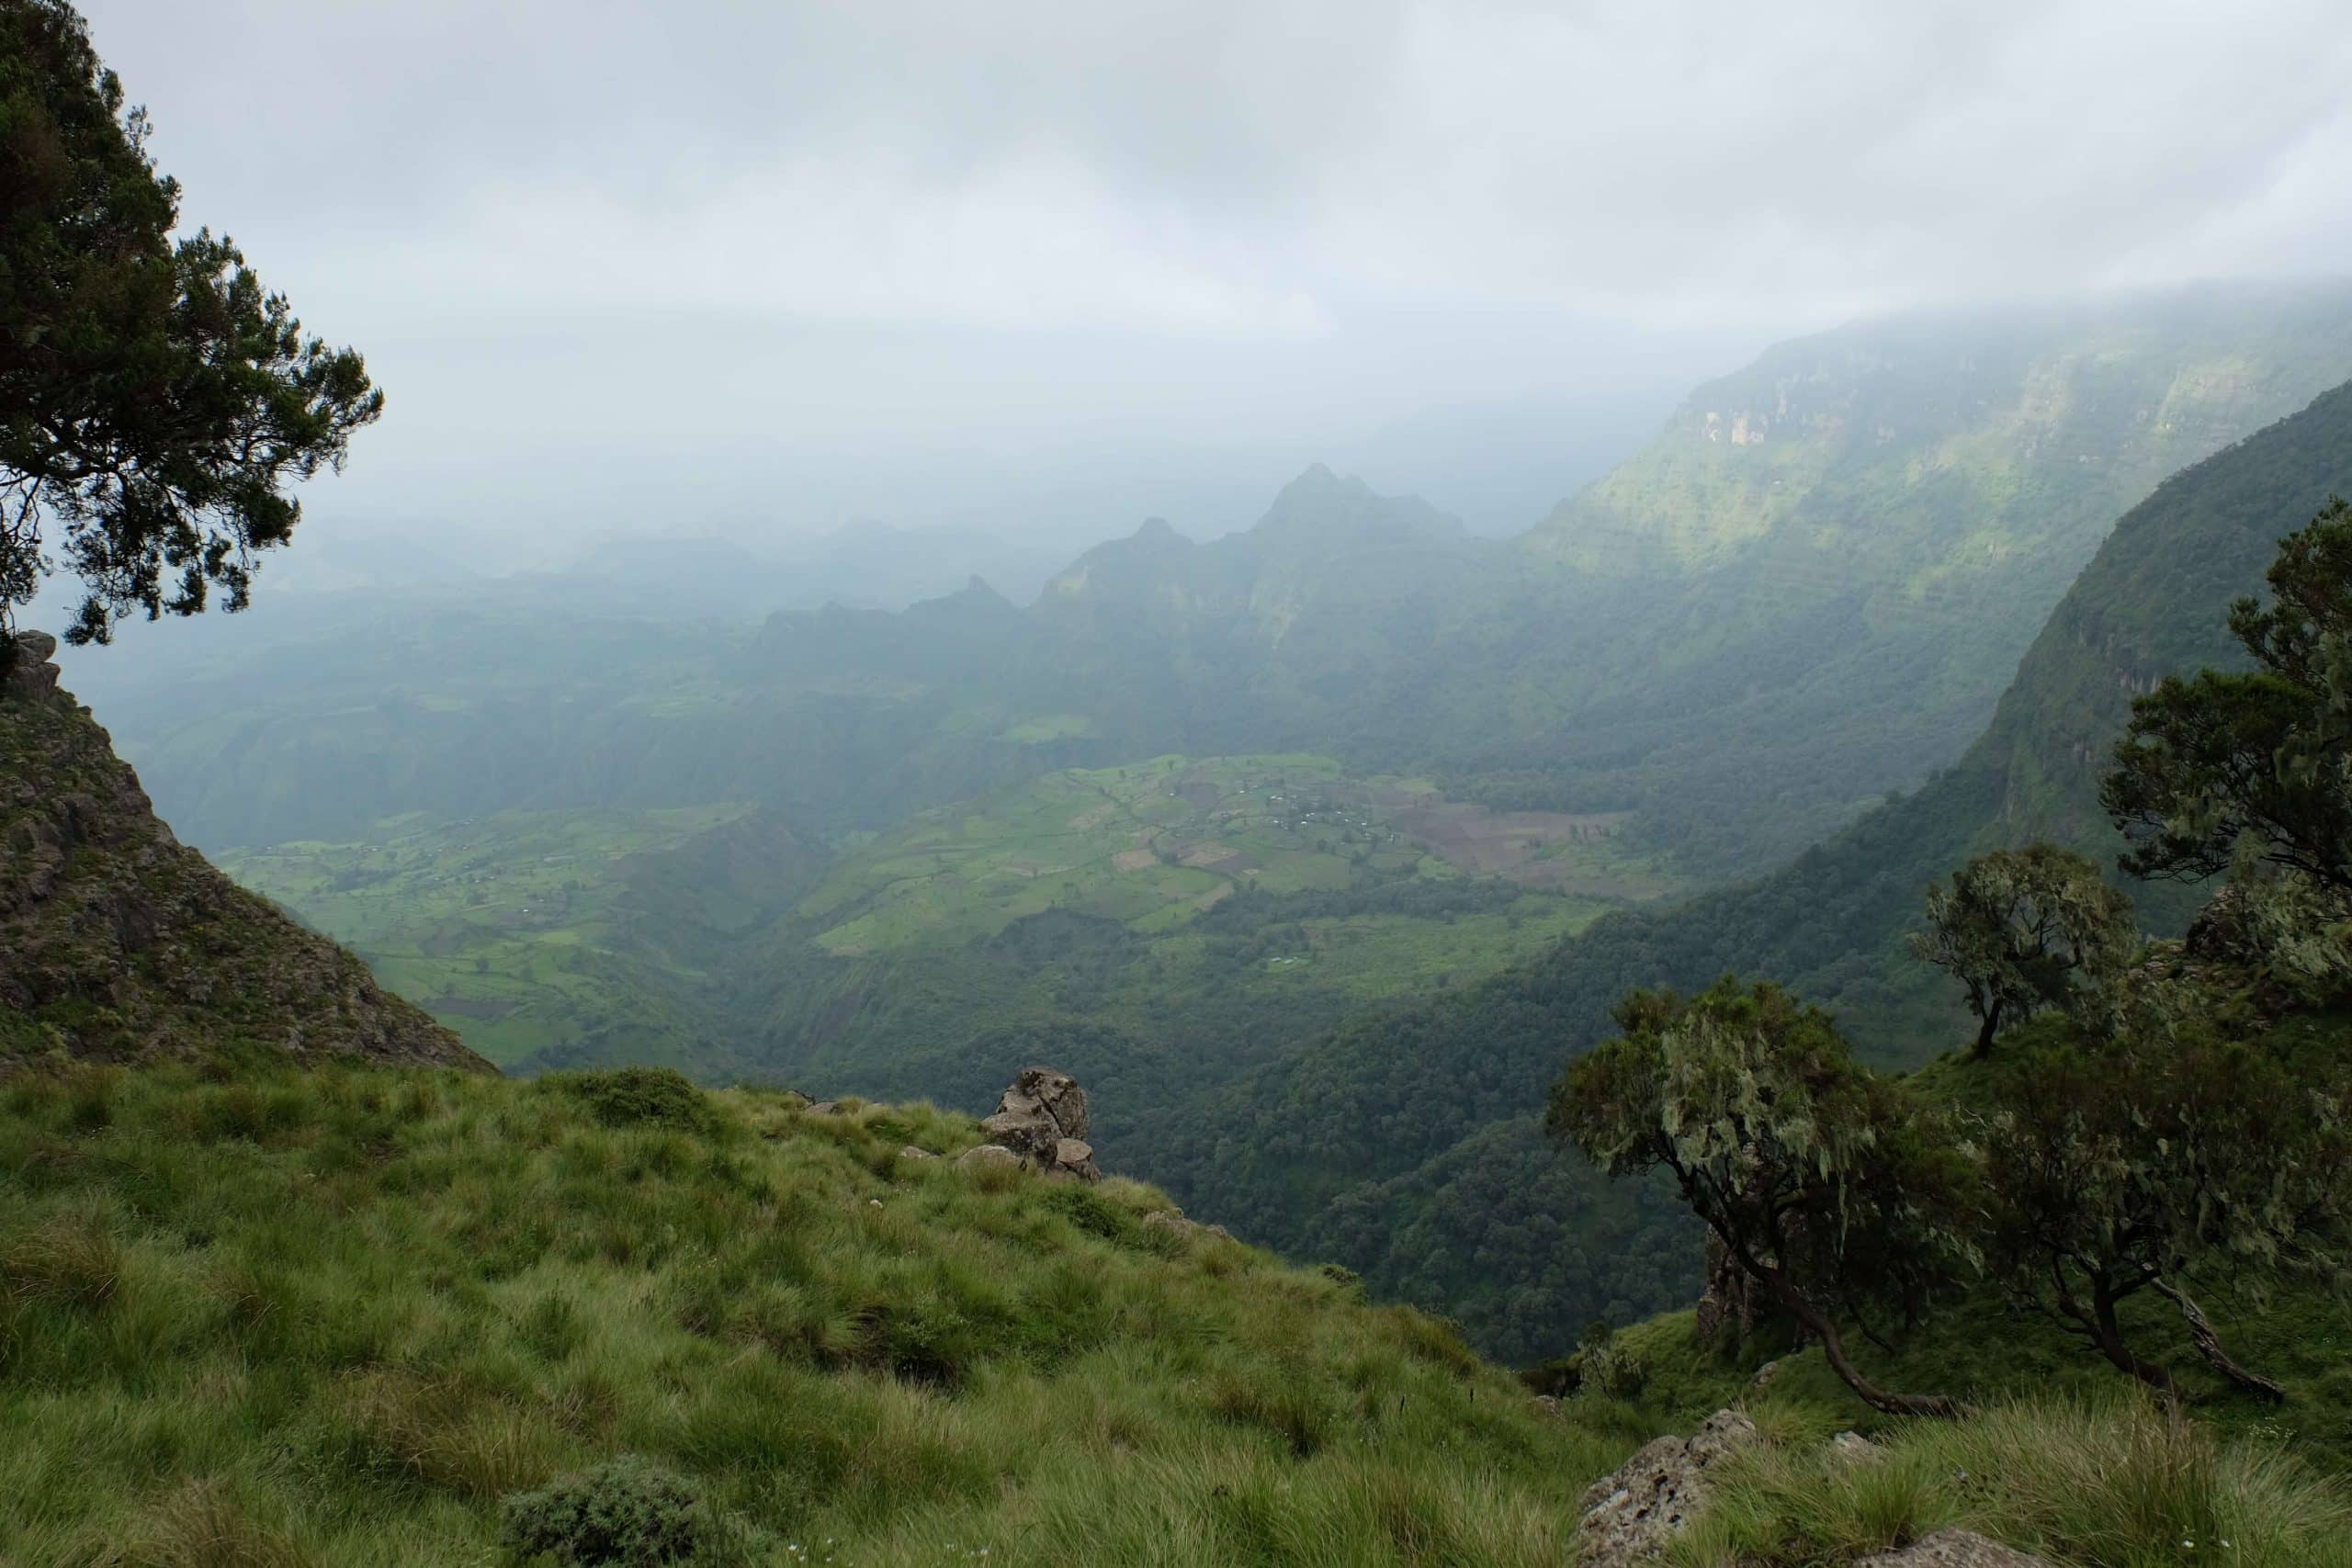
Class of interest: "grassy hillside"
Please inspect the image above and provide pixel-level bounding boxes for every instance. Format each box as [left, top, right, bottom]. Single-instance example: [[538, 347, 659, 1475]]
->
[[1140, 375, 2352, 1364], [2, 1053, 2344, 1565], [0, 1054, 1630, 1564]]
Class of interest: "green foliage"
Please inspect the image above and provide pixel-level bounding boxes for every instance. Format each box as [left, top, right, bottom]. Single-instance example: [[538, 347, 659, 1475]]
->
[[0, 0, 380, 657], [1911, 843, 2138, 1054], [551, 1067, 715, 1132], [1550, 977, 1970, 1416], [1523, 1321, 1647, 1401], [1153, 376, 2352, 1362], [2107, 496, 2352, 898], [502, 1455, 718, 1566], [214, 805, 803, 1071], [1976, 966, 2352, 1401]]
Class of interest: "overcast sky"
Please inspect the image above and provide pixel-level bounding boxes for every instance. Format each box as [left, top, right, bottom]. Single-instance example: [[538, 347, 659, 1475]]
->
[[72, 0, 2352, 560]]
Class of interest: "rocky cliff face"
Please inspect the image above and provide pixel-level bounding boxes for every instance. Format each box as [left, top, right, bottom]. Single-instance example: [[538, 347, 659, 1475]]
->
[[1, 633, 490, 1072]]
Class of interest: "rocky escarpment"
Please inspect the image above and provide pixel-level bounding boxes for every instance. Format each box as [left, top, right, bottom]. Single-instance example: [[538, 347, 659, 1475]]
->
[[1, 634, 489, 1072]]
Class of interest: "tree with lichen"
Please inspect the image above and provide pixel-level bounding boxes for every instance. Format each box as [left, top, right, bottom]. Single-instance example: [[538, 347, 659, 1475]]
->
[[2102, 495, 2352, 900], [1976, 1006, 2346, 1404], [0, 0, 379, 671], [1548, 976, 1974, 1418], [1911, 843, 2139, 1056]]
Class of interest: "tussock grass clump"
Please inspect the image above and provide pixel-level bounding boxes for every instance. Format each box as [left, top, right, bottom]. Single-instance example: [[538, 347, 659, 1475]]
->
[[1671, 1396, 2352, 1568], [0, 1056, 1619, 1564]]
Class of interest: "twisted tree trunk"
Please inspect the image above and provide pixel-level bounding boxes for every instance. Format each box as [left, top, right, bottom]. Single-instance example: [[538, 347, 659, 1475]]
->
[[2087, 1280, 2178, 1402], [2153, 1277, 2286, 1403], [1763, 1274, 1962, 1418]]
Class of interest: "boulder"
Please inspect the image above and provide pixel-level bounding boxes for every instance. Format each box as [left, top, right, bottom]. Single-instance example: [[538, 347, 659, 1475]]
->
[[956, 1144, 1024, 1173], [980, 1066, 1101, 1179], [1577, 1409, 1758, 1568], [1829, 1430, 1885, 1465], [5, 630, 60, 696], [899, 1145, 937, 1161], [1857, 1529, 2052, 1567]]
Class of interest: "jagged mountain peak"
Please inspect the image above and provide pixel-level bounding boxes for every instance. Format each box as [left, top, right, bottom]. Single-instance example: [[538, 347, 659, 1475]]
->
[[910, 575, 1016, 615], [1251, 464, 1463, 545]]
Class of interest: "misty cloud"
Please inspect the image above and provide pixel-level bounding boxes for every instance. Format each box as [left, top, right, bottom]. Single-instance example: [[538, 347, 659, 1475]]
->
[[70, 0, 2352, 547]]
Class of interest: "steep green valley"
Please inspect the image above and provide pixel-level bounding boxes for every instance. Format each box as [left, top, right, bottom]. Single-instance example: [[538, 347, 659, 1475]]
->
[[1135, 374, 2352, 1361], [108, 300, 2352, 1370], [14, 6, 2352, 1562], [100, 287, 2352, 896]]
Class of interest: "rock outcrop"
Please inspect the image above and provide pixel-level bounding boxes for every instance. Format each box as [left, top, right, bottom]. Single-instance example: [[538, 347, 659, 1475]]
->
[[1577, 1408, 1758, 1567], [1829, 1430, 1885, 1465], [978, 1066, 1101, 1179], [1, 659, 491, 1073], [1858, 1529, 2051, 1567], [4, 631, 60, 697]]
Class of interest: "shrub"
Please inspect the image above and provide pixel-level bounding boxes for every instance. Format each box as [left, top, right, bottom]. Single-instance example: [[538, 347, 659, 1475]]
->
[[1523, 1324, 1647, 1400], [551, 1069, 714, 1133], [501, 1454, 712, 1565], [1581, 1330, 1647, 1400]]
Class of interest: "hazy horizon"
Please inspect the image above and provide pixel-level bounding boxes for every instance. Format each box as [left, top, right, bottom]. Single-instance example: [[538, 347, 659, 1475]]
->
[[57, 0, 2352, 578]]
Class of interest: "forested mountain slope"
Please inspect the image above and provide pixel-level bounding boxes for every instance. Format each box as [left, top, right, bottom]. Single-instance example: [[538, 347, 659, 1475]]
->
[[1487, 282, 2352, 873], [1150, 374, 2352, 1361]]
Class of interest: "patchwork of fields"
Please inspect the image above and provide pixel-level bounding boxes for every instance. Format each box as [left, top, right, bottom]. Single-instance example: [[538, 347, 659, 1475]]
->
[[797, 754, 1674, 956], [220, 806, 753, 1066], [217, 755, 1680, 1073]]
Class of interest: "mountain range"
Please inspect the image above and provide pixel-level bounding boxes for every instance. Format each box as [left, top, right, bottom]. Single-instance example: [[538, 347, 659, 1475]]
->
[[58, 280, 2352, 1364]]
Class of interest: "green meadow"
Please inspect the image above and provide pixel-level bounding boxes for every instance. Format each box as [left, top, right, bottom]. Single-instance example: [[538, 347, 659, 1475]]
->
[[220, 808, 752, 1068], [213, 758, 1666, 1074], [795, 753, 1657, 955]]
